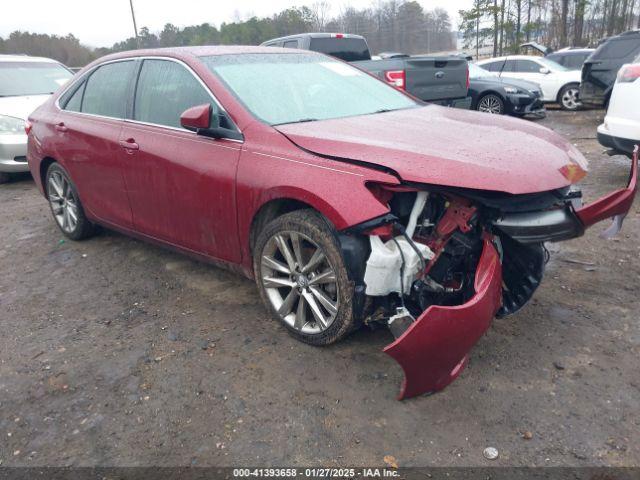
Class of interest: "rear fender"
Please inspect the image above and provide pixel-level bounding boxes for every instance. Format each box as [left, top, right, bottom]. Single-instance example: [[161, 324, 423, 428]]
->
[[383, 237, 503, 400]]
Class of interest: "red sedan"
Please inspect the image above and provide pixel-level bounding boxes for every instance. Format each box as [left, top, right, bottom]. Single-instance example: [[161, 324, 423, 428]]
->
[[27, 46, 637, 399]]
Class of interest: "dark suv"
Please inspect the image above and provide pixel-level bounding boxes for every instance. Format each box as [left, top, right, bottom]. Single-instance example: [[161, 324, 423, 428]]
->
[[580, 30, 640, 108]]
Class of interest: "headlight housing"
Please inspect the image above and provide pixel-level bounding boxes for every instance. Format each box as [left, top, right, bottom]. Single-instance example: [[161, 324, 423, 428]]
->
[[0, 115, 25, 135], [503, 86, 521, 94]]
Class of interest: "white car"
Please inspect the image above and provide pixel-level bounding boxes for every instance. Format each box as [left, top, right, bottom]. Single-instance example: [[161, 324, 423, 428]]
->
[[597, 60, 640, 156], [477, 55, 582, 110], [0, 55, 74, 183]]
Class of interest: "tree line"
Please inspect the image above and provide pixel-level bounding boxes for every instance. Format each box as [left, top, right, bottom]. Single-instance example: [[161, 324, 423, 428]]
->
[[0, 1, 455, 67], [459, 0, 640, 57]]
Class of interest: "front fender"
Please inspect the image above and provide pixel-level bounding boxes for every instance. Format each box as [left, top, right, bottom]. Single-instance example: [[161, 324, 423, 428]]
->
[[384, 237, 503, 400]]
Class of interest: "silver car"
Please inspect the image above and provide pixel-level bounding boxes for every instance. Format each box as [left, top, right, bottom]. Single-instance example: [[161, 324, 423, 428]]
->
[[1, 55, 73, 183]]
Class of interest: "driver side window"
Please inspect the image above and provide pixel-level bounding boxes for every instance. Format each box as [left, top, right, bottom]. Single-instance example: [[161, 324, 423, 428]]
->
[[134, 59, 215, 129]]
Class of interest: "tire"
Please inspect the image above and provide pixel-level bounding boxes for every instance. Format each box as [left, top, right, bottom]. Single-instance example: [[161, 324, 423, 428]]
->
[[0, 172, 10, 184], [558, 84, 580, 111], [253, 209, 355, 346], [476, 93, 505, 115], [45, 163, 95, 240]]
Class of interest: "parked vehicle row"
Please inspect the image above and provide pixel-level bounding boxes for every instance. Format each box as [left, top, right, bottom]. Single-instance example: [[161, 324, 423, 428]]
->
[[0, 54, 74, 183], [25, 45, 638, 399]]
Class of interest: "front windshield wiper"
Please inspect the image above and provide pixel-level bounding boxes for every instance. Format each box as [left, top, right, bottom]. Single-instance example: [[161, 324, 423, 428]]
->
[[272, 118, 318, 126]]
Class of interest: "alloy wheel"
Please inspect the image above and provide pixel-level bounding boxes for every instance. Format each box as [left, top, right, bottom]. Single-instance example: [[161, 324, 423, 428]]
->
[[47, 171, 79, 234], [561, 87, 579, 110], [260, 231, 339, 335], [478, 95, 503, 114]]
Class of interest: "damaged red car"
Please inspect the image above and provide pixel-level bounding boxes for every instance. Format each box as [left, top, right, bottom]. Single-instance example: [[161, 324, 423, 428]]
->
[[27, 47, 638, 399]]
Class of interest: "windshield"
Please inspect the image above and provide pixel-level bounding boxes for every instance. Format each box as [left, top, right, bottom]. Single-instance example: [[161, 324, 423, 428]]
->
[[469, 63, 496, 78], [0, 61, 73, 97], [202, 53, 418, 126], [536, 57, 568, 72]]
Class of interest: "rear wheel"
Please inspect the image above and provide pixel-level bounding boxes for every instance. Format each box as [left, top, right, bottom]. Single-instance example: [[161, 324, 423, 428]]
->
[[558, 84, 580, 111], [0, 172, 10, 184], [46, 163, 95, 240], [477, 94, 505, 115], [253, 209, 354, 346]]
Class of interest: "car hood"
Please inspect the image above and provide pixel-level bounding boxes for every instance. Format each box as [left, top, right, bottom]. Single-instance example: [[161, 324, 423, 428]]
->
[[0, 95, 51, 120], [275, 105, 588, 195]]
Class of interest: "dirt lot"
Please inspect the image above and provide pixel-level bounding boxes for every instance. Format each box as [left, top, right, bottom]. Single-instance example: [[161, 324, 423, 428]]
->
[[0, 109, 638, 468]]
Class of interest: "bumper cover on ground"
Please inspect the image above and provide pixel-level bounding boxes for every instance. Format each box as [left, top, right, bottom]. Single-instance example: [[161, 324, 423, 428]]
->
[[383, 237, 503, 400]]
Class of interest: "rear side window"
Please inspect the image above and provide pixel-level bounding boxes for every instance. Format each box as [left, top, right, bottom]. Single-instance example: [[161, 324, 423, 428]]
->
[[502, 60, 517, 72], [133, 59, 212, 129], [308, 37, 371, 62], [483, 60, 505, 72], [593, 37, 640, 61], [82, 61, 135, 118], [283, 40, 298, 49]]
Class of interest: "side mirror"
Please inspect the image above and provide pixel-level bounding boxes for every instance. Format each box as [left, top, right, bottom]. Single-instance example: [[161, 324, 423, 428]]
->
[[180, 103, 217, 131], [180, 103, 243, 141], [539, 67, 551, 74]]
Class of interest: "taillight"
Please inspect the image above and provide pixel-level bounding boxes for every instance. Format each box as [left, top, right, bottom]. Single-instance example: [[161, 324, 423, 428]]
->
[[617, 64, 640, 83], [24, 120, 32, 135], [384, 70, 406, 90], [466, 66, 470, 90], [332, 33, 344, 39]]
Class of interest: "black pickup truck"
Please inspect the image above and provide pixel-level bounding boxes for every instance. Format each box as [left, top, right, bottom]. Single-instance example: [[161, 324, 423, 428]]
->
[[261, 32, 471, 108]]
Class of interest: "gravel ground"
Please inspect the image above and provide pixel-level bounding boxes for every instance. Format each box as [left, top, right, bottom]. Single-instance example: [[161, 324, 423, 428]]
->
[[0, 109, 638, 468]]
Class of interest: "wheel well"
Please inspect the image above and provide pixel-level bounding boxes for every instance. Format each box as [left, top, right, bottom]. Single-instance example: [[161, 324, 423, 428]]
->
[[39, 157, 57, 197], [556, 82, 579, 103], [249, 198, 315, 253]]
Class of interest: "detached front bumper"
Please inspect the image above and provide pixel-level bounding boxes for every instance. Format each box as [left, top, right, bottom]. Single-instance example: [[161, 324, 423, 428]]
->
[[384, 237, 503, 400]]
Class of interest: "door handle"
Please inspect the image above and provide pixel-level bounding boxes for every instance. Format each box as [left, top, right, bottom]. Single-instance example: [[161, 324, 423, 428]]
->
[[55, 122, 68, 132], [119, 138, 139, 151]]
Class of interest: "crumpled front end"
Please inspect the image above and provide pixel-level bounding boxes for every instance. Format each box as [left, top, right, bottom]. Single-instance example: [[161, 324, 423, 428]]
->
[[346, 148, 638, 400]]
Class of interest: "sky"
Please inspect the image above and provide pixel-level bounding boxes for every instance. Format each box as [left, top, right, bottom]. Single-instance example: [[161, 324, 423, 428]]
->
[[1, 0, 470, 48]]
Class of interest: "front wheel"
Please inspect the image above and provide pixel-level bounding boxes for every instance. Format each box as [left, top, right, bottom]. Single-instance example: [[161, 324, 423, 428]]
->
[[0, 172, 10, 184], [558, 84, 580, 111], [46, 163, 95, 240], [477, 94, 505, 115], [253, 209, 355, 346]]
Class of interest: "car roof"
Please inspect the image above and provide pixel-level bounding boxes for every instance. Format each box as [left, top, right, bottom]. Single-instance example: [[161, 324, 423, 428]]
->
[[93, 45, 308, 64], [0, 54, 62, 63]]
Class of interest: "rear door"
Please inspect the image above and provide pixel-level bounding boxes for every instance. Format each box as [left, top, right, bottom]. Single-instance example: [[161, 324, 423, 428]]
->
[[54, 60, 136, 228], [120, 58, 242, 262]]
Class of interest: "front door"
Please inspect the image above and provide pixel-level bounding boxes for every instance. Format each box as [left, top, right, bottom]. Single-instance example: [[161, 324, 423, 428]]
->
[[120, 58, 242, 263]]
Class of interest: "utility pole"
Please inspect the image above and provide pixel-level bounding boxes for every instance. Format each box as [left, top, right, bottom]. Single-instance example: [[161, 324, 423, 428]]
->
[[129, 0, 140, 47]]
